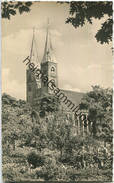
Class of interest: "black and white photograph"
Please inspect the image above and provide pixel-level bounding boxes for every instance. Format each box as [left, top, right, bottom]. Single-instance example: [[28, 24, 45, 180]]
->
[[1, 1, 113, 182]]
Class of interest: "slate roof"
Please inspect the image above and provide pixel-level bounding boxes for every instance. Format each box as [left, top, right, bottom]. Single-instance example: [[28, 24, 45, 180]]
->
[[60, 89, 84, 112]]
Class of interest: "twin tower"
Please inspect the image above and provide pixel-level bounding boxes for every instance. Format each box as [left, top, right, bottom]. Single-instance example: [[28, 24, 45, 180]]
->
[[26, 27, 58, 104]]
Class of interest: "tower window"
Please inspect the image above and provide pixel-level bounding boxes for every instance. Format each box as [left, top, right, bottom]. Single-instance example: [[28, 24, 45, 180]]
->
[[51, 66, 55, 72]]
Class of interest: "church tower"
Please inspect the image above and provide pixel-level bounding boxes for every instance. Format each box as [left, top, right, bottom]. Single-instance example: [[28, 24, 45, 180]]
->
[[41, 25, 58, 95], [26, 28, 41, 104], [26, 24, 58, 104], [26, 69, 38, 103]]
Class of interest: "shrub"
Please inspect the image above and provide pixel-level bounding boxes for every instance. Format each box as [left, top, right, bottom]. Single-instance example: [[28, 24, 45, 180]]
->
[[36, 157, 57, 180], [36, 157, 70, 181], [27, 151, 45, 168], [23, 169, 37, 179], [3, 167, 15, 181], [3, 166, 21, 181], [65, 166, 78, 181], [55, 165, 68, 181]]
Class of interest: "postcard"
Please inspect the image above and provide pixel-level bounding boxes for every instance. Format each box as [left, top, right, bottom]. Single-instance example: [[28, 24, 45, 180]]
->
[[1, 1, 113, 182]]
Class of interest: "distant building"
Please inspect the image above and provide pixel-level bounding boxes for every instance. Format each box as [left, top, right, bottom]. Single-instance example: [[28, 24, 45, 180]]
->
[[26, 26, 83, 112]]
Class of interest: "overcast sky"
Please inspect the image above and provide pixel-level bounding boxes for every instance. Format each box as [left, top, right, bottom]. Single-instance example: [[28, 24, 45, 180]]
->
[[2, 2, 112, 100]]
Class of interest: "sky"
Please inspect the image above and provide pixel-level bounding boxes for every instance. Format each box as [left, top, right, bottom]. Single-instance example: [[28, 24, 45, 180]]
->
[[2, 2, 113, 100]]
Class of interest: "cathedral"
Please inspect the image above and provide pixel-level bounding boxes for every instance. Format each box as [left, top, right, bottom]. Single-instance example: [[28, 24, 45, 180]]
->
[[25, 26, 93, 136], [26, 27, 83, 113]]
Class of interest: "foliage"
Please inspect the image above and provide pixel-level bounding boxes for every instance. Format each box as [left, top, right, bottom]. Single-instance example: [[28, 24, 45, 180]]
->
[[36, 157, 69, 181], [79, 85, 112, 139], [2, 91, 113, 181], [1, 1, 32, 19], [46, 111, 73, 157], [3, 165, 22, 181], [2, 2, 112, 45], [27, 151, 45, 168], [66, 2, 113, 44], [33, 95, 60, 117]]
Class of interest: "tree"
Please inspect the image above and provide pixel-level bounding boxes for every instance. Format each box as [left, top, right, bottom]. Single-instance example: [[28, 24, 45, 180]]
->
[[66, 2, 113, 44], [1, 1, 32, 19], [79, 85, 112, 141], [47, 112, 72, 158], [33, 95, 60, 117], [2, 2, 112, 45], [2, 93, 33, 151]]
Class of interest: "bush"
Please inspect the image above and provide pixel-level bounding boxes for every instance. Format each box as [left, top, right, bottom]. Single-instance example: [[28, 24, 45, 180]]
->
[[66, 166, 78, 181], [23, 169, 37, 179], [55, 165, 68, 181], [36, 157, 70, 181], [36, 157, 57, 180], [27, 151, 45, 168], [3, 166, 21, 181], [3, 167, 15, 181]]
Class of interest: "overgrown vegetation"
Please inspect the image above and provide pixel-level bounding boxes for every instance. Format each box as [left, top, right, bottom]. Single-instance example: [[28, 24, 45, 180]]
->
[[2, 86, 112, 182]]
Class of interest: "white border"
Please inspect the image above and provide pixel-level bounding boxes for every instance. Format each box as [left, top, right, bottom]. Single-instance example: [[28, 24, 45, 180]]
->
[[0, 1, 113, 183], [0, 1, 2, 183]]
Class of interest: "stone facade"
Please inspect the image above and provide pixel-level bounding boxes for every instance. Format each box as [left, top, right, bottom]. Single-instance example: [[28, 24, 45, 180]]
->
[[27, 27, 58, 103], [26, 28, 91, 135], [26, 28, 83, 107]]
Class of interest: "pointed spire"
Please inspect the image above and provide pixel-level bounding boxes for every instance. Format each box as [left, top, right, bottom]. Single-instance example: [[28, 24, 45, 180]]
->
[[30, 27, 35, 60], [41, 19, 56, 63], [30, 27, 40, 66]]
